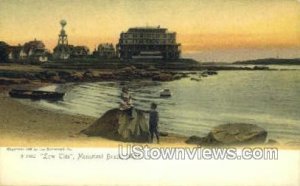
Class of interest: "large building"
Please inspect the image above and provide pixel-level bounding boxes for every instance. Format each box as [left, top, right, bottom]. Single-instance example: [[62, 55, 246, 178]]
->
[[117, 26, 181, 60]]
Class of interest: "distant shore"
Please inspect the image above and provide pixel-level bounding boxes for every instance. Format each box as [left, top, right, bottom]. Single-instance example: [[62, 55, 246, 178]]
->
[[0, 59, 280, 88]]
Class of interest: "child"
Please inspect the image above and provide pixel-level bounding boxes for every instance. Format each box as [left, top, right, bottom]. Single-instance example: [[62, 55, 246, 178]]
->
[[120, 87, 134, 119], [149, 103, 159, 144]]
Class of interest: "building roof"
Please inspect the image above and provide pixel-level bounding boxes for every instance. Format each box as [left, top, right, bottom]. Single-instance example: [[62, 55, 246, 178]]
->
[[127, 26, 168, 33], [98, 43, 114, 49], [23, 39, 46, 54]]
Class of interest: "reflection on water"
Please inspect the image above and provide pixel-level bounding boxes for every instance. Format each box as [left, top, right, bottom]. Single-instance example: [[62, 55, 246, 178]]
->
[[32, 70, 300, 142]]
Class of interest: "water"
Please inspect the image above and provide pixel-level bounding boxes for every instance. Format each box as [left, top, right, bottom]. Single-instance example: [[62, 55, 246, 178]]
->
[[31, 70, 300, 143]]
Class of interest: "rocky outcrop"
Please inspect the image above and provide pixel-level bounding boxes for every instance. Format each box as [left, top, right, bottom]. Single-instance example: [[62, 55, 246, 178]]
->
[[0, 67, 194, 85], [152, 73, 173, 81], [0, 78, 30, 85], [186, 123, 268, 146], [81, 108, 150, 142]]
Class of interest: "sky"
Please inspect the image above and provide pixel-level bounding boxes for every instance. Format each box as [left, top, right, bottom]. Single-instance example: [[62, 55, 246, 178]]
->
[[0, 0, 300, 62]]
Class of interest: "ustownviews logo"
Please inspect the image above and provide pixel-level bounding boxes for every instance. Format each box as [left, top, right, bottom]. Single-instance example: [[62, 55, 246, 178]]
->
[[118, 145, 278, 160]]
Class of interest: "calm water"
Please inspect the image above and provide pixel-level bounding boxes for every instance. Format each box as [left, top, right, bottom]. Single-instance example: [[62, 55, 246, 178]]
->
[[32, 70, 300, 143]]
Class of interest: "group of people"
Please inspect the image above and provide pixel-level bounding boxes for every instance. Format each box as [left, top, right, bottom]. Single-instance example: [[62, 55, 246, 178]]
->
[[119, 87, 160, 144]]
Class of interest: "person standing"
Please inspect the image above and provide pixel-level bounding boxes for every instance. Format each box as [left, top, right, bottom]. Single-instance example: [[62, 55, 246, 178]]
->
[[149, 103, 159, 144]]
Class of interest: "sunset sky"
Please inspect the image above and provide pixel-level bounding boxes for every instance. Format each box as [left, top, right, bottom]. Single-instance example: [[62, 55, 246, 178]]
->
[[1, 0, 300, 61]]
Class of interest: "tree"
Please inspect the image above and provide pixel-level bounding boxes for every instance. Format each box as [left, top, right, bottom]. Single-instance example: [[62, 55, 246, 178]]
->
[[0, 41, 9, 63]]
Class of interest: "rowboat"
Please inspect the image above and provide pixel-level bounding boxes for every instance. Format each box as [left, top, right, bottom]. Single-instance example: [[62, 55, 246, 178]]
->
[[9, 89, 65, 100], [160, 89, 171, 97]]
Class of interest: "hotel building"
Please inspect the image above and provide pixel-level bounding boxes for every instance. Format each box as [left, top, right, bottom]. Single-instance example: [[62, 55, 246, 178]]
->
[[117, 26, 181, 60]]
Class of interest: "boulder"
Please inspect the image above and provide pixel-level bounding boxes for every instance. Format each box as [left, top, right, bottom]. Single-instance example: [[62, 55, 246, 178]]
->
[[23, 73, 37, 80], [210, 123, 267, 144], [186, 123, 268, 146], [81, 108, 150, 142], [159, 131, 169, 137], [152, 73, 173, 81], [267, 139, 278, 145], [185, 134, 216, 145], [83, 70, 97, 79], [70, 72, 84, 81], [98, 72, 116, 80], [57, 71, 72, 78], [173, 74, 183, 80], [50, 75, 65, 83]]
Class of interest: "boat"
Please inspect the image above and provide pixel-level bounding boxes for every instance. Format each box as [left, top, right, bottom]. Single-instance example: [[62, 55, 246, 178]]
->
[[9, 89, 65, 100], [160, 89, 171, 97]]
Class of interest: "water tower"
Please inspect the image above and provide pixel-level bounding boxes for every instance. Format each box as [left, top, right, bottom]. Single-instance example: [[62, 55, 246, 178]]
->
[[58, 19, 68, 45], [53, 19, 70, 60]]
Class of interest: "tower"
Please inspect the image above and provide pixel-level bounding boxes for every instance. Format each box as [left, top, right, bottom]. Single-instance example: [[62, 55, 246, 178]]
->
[[58, 20, 68, 45], [53, 19, 70, 60]]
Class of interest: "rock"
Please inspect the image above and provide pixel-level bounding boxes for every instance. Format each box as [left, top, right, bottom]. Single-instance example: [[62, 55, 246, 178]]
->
[[81, 108, 150, 142], [121, 67, 133, 73], [98, 72, 115, 80], [37, 71, 57, 80], [45, 71, 58, 77], [253, 66, 269, 70], [83, 70, 97, 79], [70, 71, 84, 81], [159, 131, 169, 137], [207, 71, 218, 75], [210, 123, 267, 145], [186, 123, 268, 146], [23, 73, 37, 80], [147, 65, 157, 71], [186, 136, 205, 144], [57, 71, 72, 78], [267, 139, 278, 145], [0, 78, 30, 85], [50, 75, 65, 83], [190, 77, 201, 81], [129, 65, 137, 70], [185, 134, 216, 145], [173, 74, 183, 80], [152, 73, 173, 81], [0, 71, 25, 78], [201, 70, 218, 76]]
